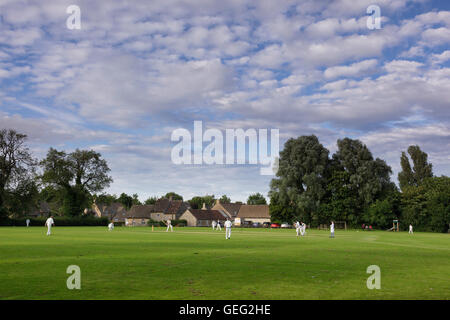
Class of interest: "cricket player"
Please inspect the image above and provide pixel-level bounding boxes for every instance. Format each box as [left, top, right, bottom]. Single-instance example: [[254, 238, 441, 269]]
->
[[330, 221, 335, 238], [295, 221, 301, 237], [409, 224, 413, 234], [212, 220, 217, 230], [166, 219, 173, 232], [26, 219, 30, 227], [216, 220, 222, 231], [108, 222, 114, 231], [301, 222, 306, 236], [224, 219, 232, 239], [45, 216, 55, 236]]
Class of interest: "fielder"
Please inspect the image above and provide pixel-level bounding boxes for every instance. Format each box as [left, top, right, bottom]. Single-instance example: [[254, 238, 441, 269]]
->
[[409, 224, 413, 234], [295, 221, 301, 237], [166, 219, 173, 232], [26, 218, 30, 227], [216, 220, 222, 231], [301, 222, 306, 236], [108, 222, 114, 231], [212, 220, 217, 230], [224, 219, 232, 239], [330, 221, 335, 238], [45, 216, 55, 236]]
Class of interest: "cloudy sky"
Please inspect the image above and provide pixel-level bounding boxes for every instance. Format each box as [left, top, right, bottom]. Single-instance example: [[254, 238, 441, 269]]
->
[[0, 0, 449, 202]]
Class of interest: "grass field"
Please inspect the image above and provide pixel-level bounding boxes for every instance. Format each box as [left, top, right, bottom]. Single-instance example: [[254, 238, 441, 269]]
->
[[0, 226, 448, 300]]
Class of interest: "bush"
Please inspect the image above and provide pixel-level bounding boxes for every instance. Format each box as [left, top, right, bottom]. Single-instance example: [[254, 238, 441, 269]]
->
[[0, 216, 109, 226]]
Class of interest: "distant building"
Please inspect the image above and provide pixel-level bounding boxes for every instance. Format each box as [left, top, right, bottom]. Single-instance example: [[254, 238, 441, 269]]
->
[[180, 207, 228, 227], [126, 205, 155, 226], [92, 202, 127, 223], [152, 198, 190, 221], [211, 200, 242, 219], [235, 204, 270, 226]]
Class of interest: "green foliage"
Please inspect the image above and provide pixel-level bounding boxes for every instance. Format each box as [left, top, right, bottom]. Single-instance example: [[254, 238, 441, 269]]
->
[[246, 193, 267, 205], [219, 195, 231, 203], [189, 195, 215, 209], [117, 193, 133, 209], [144, 196, 158, 205], [0, 129, 37, 218], [40, 148, 112, 216], [401, 177, 449, 232], [398, 145, 433, 191], [164, 192, 183, 201], [147, 219, 187, 227], [93, 193, 117, 206]]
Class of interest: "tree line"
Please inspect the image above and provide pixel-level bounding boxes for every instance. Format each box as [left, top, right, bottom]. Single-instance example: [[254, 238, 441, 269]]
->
[[0, 129, 266, 218], [269, 135, 449, 232]]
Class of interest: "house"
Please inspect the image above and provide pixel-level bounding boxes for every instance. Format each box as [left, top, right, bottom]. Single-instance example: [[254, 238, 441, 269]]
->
[[180, 207, 228, 227], [152, 198, 190, 221], [125, 205, 154, 226], [235, 205, 270, 226], [211, 200, 242, 219], [92, 202, 127, 223]]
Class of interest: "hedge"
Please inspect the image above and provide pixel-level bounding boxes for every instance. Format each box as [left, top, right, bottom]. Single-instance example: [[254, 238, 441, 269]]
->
[[147, 219, 187, 227], [0, 216, 109, 226]]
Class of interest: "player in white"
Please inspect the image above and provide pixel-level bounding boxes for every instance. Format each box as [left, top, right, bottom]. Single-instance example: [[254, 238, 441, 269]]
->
[[409, 224, 413, 234], [26, 218, 30, 227], [216, 220, 222, 231], [166, 219, 173, 232], [301, 222, 306, 236], [330, 221, 335, 238], [108, 222, 114, 231], [224, 219, 232, 239], [212, 220, 217, 230], [295, 221, 301, 237], [45, 216, 55, 236]]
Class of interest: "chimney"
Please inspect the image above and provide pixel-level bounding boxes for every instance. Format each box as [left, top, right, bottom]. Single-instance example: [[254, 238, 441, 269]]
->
[[169, 195, 173, 201], [202, 203, 207, 210]]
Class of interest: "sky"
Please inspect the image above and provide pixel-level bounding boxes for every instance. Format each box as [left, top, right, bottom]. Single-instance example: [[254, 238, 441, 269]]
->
[[0, 0, 449, 203]]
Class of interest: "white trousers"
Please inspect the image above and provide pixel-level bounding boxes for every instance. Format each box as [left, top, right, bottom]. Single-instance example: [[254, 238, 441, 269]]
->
[[166, 225, 173, 232], [225, 227, 231, 239], [296, 227, 300, 236], [217, 225, 221, 231], [301, 227, 305, 236], [47, 226, 52, 235]]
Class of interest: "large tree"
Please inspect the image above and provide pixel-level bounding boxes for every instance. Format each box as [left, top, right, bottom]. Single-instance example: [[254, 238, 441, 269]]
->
[[398, 145, 433, 191], [0, 129, 37, 217], [269, 135, 330, 224], [41, 148, 112, 216], [164, 192, 183, 201], [332, 138, 393, 214], [189, 195, 215, 209], [247, 193, 267, 205]]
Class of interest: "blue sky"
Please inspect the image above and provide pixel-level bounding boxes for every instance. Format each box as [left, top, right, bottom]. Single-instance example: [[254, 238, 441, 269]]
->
[[0, 0, 449, 202]]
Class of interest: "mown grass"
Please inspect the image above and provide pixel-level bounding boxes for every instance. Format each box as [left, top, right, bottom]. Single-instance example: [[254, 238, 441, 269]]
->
[[0, 226, 448, 299]]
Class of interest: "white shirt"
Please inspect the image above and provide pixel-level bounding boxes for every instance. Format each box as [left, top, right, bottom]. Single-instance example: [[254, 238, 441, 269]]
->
[[167, 220, 172, 225], [108, 223, 113, 229], [330, 223, 335, 232], [45, 218, 54, 227], [224, 220, 232, 228], [296, 221, 300, 228], [409, 225, 413, 231]]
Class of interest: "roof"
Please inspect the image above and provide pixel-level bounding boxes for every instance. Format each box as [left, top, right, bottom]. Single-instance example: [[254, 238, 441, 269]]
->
[[220, 202, 242, 217], [153, 198, 171, 213], [165, 200, 189, 215], [94, 202, 127, 219], [185, 209, 228, 221], [237, 205, 270, 219], [127, 205, 154, 218]]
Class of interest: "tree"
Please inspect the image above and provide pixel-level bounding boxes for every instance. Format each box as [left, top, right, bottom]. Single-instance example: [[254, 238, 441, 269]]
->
[[219, 195, 231, 203], [189, 195, 215, 209], [247, 193, 267, 205], [164, 192, 183, 201], [93, 193, 117, 206], [0, 129, 37, 218], [398, 145, 433, 191], [132, 193, 141, 206], [144, 196, 158, 205], [269, 135, 330, 224], [41, 148, 112, 216], [117, 193, 133, 209], [331, 138, 394, 225]]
